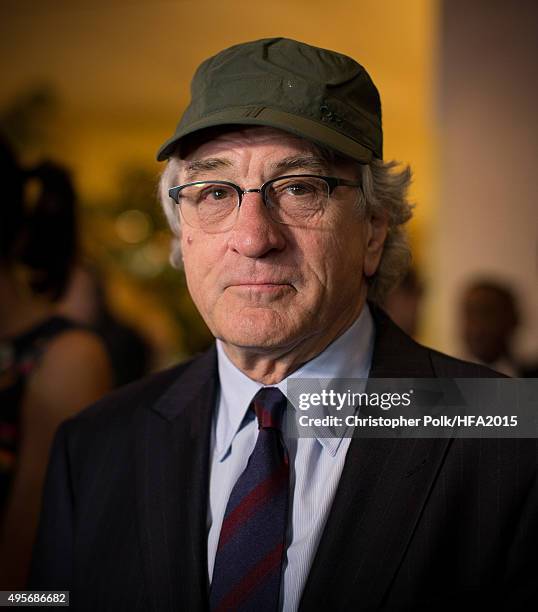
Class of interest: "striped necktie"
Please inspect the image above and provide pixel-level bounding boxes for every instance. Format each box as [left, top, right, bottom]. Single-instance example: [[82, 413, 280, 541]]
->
[[210, 387, 289, 612]]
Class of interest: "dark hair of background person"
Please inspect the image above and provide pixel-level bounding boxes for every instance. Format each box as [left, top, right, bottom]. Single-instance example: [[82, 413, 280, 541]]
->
[[460, 277, 526, 377], [0, 138, 77, 301]]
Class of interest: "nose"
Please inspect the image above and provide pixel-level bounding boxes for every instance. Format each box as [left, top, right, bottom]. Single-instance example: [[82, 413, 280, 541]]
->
[[227, 191, 286, 258]]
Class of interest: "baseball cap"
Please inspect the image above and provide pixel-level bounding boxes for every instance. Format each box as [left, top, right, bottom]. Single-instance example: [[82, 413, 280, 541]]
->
[[157, 37, 382, 163]]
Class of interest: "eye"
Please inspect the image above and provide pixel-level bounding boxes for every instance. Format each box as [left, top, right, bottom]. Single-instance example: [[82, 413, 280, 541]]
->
[[201, 186, 233, 200], [282, 181, 316, 196], [270, 177, 327, 203], [190, 184, 237, 205]]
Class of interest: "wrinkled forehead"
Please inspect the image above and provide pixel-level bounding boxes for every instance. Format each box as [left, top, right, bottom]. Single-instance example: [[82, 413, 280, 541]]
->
[[175, 125, 359, 178], [180, 125, 323, 159]]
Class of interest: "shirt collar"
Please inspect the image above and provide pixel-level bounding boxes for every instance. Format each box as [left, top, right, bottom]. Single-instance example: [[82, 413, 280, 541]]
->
[[215, 303, 375, 460], [215, 341, 264, 460]]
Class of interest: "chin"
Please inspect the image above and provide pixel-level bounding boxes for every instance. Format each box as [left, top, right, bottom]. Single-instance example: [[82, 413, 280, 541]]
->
[[215, 308, 301, 351]]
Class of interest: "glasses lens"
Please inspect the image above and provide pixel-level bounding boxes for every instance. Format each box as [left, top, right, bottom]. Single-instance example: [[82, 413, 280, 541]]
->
[[177, 182, 238, 231], [266, 176, 329, 224]]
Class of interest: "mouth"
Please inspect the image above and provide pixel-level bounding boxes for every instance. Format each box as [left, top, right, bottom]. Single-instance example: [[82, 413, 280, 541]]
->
[[230, 282, 291, 292]]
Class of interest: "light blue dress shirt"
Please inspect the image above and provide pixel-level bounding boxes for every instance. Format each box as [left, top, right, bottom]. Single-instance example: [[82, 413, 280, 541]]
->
[[207, 304, 375, 611]]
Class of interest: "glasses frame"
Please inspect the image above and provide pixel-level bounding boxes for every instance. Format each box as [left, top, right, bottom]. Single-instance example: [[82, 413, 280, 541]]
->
[[168, 174, 362, 229]]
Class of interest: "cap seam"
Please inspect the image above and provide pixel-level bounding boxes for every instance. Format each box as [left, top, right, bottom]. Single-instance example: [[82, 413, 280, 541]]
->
[[183, 105, 372, 143], [194, 78, 381, 133]]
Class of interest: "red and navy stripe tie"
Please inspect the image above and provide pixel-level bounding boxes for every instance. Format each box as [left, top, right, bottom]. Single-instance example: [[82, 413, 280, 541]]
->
[[210, 387, 289, 612]]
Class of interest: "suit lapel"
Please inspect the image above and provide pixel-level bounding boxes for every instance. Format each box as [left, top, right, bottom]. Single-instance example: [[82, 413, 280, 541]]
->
[[135, 347, 217, 612], [300, 306, 453, 610]]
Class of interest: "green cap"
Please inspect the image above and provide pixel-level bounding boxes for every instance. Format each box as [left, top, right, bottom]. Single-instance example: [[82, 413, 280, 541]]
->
[[157, 37, 382, 163]]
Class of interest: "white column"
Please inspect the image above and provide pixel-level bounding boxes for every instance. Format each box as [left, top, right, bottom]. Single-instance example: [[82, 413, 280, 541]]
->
[[426, 0, 538, 360]]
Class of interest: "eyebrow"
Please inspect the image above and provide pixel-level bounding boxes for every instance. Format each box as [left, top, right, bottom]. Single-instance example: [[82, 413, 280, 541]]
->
[[270, 155, 331, 175], [183, 158, 233, 182], [182, 154, 331, 183]]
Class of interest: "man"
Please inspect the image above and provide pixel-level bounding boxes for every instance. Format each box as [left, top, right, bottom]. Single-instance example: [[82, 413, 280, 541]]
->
[[30, 38, 537, 610], [460, 278, 521, 376]]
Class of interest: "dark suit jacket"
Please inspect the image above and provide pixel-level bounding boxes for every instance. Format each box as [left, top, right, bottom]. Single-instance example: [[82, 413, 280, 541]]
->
[[29, 308, 538, 610]]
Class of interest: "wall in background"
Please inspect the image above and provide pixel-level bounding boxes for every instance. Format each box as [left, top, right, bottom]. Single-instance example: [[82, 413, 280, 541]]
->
[[0, 0, 438, 362], [427, 0, 538, 360]]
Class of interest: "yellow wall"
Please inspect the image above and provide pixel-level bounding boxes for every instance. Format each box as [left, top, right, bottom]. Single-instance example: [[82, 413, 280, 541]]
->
[[1, 0, 437, 211], [1, 0, 438, 353]]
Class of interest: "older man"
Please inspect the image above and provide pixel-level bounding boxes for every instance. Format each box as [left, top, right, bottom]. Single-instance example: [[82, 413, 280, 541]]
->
[[31, 38, 536, 610]]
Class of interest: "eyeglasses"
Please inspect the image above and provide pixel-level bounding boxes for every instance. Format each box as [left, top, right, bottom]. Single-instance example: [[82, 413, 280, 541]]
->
[[168, 174, 362, 232]]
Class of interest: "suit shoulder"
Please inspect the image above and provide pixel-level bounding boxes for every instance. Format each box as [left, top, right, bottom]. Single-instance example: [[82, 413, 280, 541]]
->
[[426, 347, 505, 378], [67, 350, 211, 428], [369, 304, 504, 378]]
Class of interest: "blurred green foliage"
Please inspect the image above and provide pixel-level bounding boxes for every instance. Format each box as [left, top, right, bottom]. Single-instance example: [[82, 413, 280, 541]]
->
[[84, 163, 214, 358]]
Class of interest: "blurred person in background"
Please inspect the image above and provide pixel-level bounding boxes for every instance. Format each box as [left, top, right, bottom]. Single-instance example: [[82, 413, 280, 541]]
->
[[380, 267, 424, 339], [0, 136, 112, 588], [58, 263, 152, 386], [460, 278, 526, 377]]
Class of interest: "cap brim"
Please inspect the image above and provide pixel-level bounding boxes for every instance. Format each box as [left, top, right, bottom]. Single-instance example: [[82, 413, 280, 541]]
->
[[156, 107, 375, 163]]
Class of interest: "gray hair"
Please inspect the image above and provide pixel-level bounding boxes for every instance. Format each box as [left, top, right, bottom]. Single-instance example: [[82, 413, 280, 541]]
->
[[158, 152, 413, 303], [359, 159, 413, 302]]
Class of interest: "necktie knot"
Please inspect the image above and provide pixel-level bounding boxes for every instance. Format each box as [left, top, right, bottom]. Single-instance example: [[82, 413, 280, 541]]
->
[[252, 387, 287, 431]]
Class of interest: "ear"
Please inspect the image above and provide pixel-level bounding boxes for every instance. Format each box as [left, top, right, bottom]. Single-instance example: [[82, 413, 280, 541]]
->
[[363, 210, 389, 278]]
